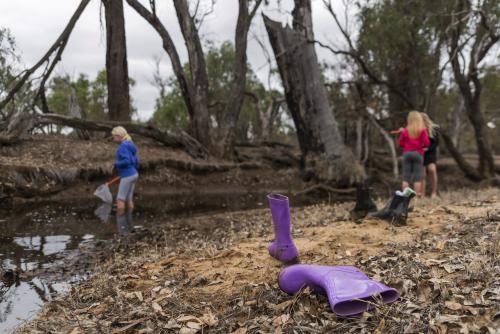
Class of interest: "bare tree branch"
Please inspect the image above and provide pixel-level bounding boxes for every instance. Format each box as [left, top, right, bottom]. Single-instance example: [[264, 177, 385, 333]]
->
[[319, 0, 416, 109], [126, 0, 195, 118], [0, 0, 91, 112]]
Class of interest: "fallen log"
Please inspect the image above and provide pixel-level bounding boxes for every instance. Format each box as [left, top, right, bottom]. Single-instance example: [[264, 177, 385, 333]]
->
[[36, 114, 208, 159]]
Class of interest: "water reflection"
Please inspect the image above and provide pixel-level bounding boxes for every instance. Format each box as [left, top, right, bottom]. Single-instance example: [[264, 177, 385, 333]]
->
[[94, 203, 112, 223], [94, 203, 135, 235], [0, 208, 111, 333], [116, 212, 134, 235]]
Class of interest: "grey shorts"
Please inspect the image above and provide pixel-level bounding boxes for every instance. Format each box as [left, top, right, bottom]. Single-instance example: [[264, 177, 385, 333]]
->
[[402, 152, 423, 183], [117, 174, 138, 202]]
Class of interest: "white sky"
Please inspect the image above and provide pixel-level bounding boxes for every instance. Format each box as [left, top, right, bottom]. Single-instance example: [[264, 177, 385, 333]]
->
[[0, 0, 349, 120]]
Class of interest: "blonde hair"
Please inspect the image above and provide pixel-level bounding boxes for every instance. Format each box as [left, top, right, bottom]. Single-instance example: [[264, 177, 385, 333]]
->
[[421, 112, 439, 138], [111, 126, 132, 141], [406, 111, 425, 139]]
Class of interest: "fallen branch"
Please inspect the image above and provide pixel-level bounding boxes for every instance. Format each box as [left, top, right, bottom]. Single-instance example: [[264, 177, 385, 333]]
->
[[294, 184, 356, 197], [37, 114, 208, 159]]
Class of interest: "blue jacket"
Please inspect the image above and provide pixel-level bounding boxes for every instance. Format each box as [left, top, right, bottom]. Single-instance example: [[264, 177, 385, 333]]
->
[[115, 140, 139, 177]]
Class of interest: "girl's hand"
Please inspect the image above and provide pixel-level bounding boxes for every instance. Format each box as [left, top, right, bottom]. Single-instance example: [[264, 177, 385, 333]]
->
[[390, 128, 403, 135]]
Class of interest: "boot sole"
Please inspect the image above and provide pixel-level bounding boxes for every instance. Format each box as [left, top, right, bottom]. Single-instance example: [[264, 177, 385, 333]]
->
[[282, 257, 300, 266]]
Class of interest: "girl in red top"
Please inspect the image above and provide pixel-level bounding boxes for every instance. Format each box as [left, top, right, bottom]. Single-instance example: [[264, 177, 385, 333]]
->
[[398, 111, 430, 197]]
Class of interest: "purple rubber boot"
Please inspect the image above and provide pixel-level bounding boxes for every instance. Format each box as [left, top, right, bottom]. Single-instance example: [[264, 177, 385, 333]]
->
[[278, 264, 399, 316], [267, 193, 299, 264]]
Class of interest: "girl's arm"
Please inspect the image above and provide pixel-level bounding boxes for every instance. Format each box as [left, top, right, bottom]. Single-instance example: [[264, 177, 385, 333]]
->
[[398, 129, 406, 148], [115, 146, 132, 168]]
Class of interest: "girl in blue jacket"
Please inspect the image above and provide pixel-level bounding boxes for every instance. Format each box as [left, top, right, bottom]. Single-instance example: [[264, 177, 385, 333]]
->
[[111, 126, 139, 214]]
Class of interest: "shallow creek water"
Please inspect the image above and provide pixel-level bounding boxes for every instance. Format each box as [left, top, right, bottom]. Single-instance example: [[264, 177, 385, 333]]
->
[[0, 189, 317, 333]]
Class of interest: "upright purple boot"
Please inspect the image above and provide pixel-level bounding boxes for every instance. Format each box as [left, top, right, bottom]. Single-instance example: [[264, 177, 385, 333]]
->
[[278, 264, 399, 316], [267, 193, 299, 264]]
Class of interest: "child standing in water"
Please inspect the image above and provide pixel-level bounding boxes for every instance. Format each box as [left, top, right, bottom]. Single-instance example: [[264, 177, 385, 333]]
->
[[421, 113, 439, 198], [111, 126, 139, 214], [398, 111, 430, 198]]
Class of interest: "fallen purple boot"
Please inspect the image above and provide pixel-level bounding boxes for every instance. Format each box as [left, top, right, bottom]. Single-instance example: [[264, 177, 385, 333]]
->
[[278, 264, 399, 316], [267, 193, 299, 264]]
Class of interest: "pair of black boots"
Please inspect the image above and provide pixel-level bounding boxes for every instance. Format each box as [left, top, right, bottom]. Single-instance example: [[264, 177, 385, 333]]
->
[[351, 185, 414, 226]]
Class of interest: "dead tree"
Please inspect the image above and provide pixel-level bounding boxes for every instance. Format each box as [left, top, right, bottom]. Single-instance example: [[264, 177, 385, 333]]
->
[[446, 0, 499, 179], [0, 108, 35, 145], [0, 0, 90, 144], [263, 1, 365, 185], [67, 84, 91, 140], [245, 91, 284, 143], [213, 0, 263, 157], [102, 0, 131, 121], [126, 0, 262, 155], [126, 0, 210, 147], [0, 0, 90, 113]]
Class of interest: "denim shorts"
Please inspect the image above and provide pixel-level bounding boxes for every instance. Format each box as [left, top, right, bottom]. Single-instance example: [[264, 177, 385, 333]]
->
[[402, 152, 423, 183], [117, 173, 138, 201]]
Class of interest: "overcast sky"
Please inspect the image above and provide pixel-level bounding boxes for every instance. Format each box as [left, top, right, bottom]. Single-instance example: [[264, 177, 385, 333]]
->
[[0, 0, 350, 120]]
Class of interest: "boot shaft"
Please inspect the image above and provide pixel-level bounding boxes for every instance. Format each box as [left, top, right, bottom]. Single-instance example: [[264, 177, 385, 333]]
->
[[267, 193, 293, 244]]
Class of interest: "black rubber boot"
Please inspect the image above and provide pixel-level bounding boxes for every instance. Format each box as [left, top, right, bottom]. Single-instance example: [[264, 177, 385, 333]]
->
[[390, 194, 414, 225], [350, 185, 378, 222], [368, 193, 414, 226]]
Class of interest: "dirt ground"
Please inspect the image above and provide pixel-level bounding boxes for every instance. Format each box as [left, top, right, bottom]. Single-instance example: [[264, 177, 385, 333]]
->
[[16, 188, 500, 334]]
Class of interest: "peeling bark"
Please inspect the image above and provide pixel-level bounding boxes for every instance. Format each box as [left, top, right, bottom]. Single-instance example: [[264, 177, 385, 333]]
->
[[263, 6, 364, 185]]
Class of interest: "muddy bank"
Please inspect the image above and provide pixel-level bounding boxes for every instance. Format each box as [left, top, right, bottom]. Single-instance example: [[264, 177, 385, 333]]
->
[[0, 135, 311, 209], [16, 188, 500, 333], [2, 135, 498, 211]]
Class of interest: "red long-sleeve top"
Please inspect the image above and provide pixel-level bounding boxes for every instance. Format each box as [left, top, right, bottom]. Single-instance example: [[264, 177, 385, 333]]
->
[[398, 128, 430, 155]]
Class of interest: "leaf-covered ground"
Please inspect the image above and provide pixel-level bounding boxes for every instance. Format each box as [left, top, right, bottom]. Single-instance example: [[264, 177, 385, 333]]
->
[[17, 188, 499, 334]]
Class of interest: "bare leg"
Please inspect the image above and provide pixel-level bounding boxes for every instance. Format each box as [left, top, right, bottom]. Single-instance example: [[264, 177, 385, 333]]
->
[[117, 200, 126, 215], [127, 201, 134, 211], [428, 163, 438, 197], [414, 181, 423, 197], [421, 167, 427, 197]]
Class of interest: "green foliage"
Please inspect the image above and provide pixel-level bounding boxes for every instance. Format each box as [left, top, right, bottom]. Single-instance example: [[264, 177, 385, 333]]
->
[[46, 69, 136, 121], [0, 27, 34, 115], [151, 76, 190, 131], [356, 0, 447, 115], [151, 41, 289, 142]]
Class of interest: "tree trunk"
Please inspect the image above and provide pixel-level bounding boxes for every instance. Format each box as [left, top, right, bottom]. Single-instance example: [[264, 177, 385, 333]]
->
[[0, 108, 36, 145], [355, 116, 363, 161], [260, 97, 283, 143], [448, 98, 464, 148], [212, 0, 262, 158], [103, 0, 131, 121], [369, 116, 398, 179], [467, 100, 495, 177], [263, 9, 364, 185], [67, 85, 91, 140], [447, 1, 497, 179], [440, 131, 482, 181], [449, 49, 496, 178], [173, 0, 211, 148]]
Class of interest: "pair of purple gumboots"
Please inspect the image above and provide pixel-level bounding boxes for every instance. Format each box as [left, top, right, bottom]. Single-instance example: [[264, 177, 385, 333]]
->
[[267, 193, 399, 317]]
